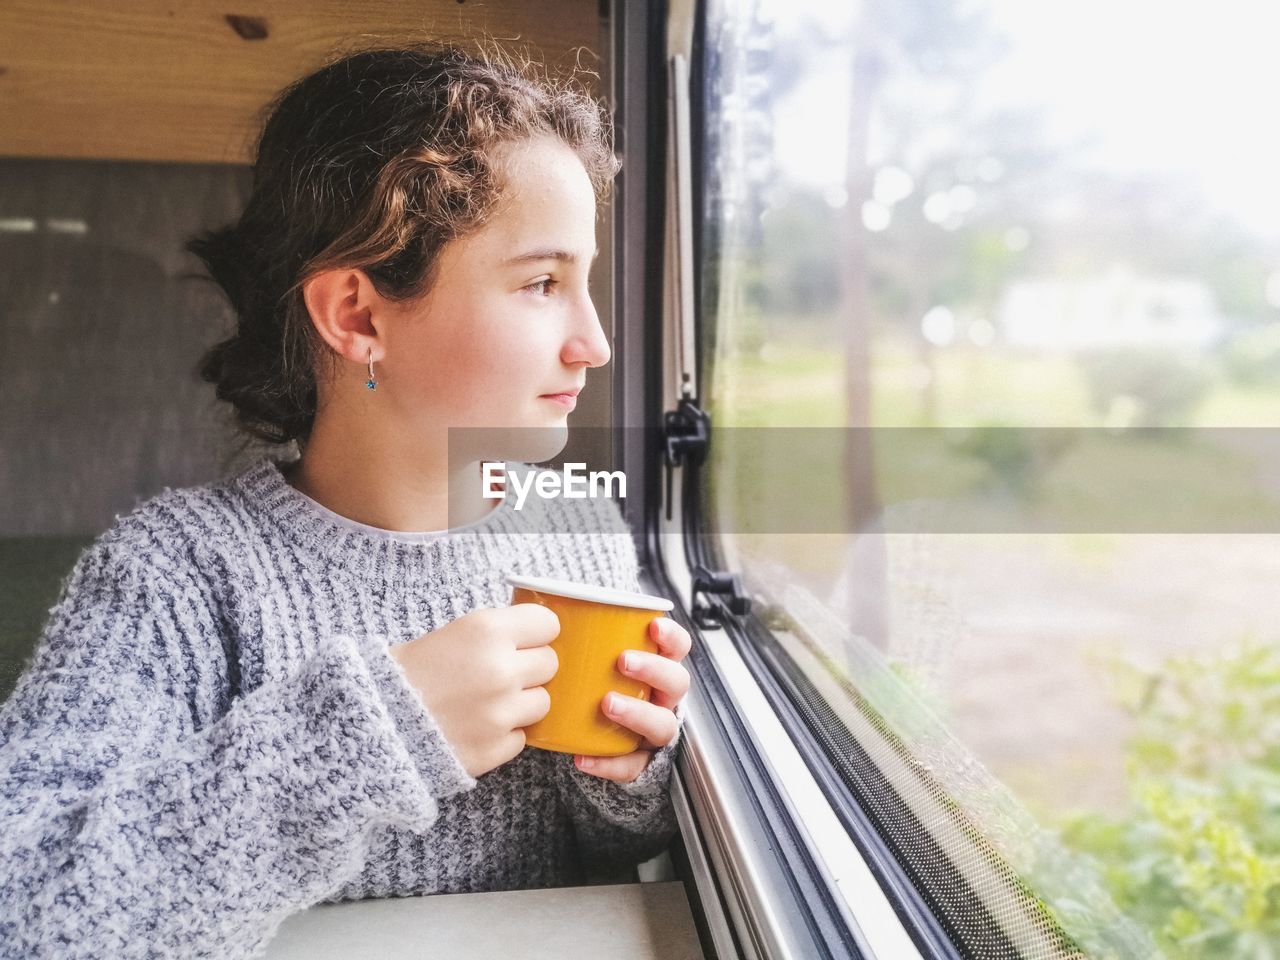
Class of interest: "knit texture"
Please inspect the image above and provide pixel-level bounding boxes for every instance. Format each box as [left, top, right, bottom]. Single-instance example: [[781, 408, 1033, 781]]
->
[[0, 456, 683, 959]]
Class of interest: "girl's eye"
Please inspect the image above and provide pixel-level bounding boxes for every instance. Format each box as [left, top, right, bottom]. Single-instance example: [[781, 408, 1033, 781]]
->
[[526, 278, 557, 296]]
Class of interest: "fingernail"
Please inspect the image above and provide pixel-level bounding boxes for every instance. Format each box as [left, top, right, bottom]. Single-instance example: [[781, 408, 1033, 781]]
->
[[576, 755, 594, 770], [606, 692, 623, 714], [621, 652, 634, 672]]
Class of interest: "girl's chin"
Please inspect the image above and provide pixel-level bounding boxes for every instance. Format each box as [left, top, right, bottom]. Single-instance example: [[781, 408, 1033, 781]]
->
[[464, 423, 568, 464]]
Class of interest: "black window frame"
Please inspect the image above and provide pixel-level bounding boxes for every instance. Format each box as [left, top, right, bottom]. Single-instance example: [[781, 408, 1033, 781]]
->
[[618, 1, 1094, 958]]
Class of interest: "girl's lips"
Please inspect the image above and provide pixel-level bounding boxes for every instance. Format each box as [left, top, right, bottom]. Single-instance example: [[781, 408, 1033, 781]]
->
[[541, 393, 577, 409]]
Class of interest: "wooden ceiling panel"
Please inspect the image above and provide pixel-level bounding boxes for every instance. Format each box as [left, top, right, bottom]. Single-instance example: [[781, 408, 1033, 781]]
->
[[0, 0, 604, 164]]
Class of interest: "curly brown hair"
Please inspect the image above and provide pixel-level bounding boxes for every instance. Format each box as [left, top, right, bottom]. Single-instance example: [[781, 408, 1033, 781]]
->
[[188, 45, 620, 447]]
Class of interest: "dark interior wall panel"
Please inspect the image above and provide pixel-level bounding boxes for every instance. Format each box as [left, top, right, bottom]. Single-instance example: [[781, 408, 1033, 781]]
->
[[0, 158, 262, 537]]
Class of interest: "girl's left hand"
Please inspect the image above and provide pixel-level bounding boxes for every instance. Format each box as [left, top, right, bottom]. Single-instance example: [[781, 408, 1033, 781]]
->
[[573, 616, 692, 784]]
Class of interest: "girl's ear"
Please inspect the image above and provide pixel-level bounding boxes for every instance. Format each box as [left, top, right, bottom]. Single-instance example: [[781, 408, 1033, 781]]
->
[[302, 268, 383, 364]]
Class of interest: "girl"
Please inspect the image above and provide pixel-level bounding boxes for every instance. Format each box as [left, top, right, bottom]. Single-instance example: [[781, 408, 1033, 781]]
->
[[0, 46, 692, 959]]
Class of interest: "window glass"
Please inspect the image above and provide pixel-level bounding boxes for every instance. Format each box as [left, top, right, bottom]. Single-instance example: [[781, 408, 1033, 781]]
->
[[702, 0, 1280, 954]]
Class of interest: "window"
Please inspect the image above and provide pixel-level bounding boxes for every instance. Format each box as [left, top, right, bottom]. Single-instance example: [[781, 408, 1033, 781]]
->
[[697, 0, 1280, 955]]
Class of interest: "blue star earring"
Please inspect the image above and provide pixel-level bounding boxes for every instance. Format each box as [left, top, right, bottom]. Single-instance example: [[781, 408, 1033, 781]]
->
[[366, 348, 377, 390]]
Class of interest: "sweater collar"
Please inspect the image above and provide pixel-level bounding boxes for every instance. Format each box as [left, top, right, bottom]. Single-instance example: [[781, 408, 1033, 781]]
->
[[231, 454, 536, 588]]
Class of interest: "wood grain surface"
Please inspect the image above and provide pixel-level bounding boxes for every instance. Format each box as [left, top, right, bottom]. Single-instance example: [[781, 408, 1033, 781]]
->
[[0, 0, 604, 163]]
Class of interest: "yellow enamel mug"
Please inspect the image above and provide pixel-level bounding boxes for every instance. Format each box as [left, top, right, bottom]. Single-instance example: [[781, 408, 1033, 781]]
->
[[506, 574, 675, 757]]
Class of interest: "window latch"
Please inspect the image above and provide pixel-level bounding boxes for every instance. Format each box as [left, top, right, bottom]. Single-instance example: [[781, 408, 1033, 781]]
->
[[662, 396, 710, 522], [660, 398, 751, 626], [691, 565, 751, 628]]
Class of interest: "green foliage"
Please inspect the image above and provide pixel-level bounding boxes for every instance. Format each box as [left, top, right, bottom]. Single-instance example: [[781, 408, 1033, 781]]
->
[[948, 424, 1079, 499], [1061, 643, 1280, 958], [759, 193, 843, 316], [1222, 326, 1280, 389], [951, 423, 1039, 495], [1075, 349, 1215, 429]]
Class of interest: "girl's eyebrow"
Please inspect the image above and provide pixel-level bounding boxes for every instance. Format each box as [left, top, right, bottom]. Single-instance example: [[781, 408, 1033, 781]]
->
[[503, 247, 601, 266]]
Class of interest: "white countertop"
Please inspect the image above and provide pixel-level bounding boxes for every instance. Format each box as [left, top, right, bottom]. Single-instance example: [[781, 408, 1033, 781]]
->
[[261, 881, 705, 960]]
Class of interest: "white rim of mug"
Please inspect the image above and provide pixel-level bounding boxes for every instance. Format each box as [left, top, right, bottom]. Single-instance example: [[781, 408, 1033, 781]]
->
[[505, 574, 675, 612]]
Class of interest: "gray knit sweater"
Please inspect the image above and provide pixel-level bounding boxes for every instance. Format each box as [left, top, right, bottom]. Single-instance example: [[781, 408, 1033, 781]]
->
[[0, 455, 683, 959]]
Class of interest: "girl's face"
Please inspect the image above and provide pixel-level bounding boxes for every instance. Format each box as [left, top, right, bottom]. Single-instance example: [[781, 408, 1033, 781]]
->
[[379, 135, 610, 460]]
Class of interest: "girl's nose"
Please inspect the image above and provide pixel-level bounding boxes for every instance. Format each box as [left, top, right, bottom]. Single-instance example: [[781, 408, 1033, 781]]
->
[[563, 297, 612, 368]]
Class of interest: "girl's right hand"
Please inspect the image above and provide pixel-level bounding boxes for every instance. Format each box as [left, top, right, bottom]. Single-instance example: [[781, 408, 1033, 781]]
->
[[389, 604, 560, 778]]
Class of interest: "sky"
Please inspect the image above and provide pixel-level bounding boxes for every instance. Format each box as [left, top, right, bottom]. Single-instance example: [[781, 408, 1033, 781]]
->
[[983, 0, 1280, 239], [758, 0, 1280, 241]]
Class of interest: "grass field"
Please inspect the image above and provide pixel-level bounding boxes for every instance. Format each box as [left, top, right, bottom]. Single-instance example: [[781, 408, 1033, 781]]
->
[[713, 336, 1280, 429], [705, 337, 1280, 575], [703, 336, 1280, 825]]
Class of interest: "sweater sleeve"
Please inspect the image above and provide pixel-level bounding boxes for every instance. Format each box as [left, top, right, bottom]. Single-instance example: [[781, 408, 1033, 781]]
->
[[551, 715, 684, 875], [550, 493, 684, 873], [0, 540, 475, 960]]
